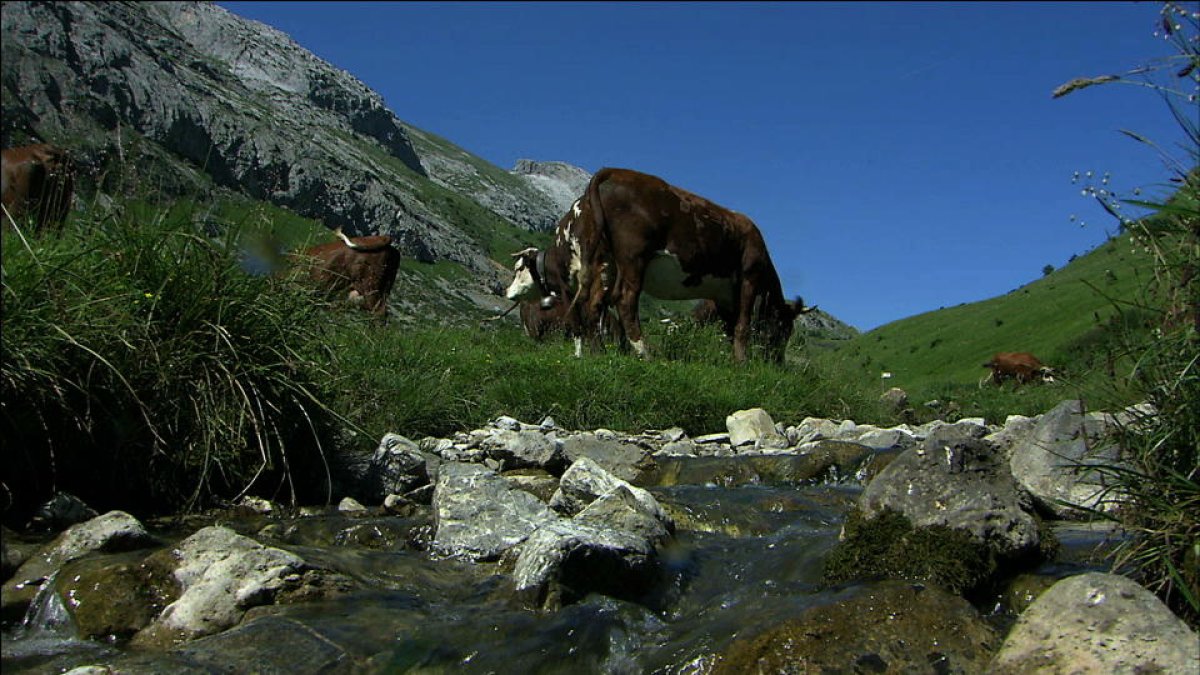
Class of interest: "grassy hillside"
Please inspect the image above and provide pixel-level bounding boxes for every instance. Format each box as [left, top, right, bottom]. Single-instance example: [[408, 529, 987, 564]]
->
[[820, 232, 1156, 413]]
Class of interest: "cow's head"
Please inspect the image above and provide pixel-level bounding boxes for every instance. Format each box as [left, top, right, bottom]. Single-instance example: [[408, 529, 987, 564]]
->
[[753, 297, 817, 363], [506, 247, 561, 309]]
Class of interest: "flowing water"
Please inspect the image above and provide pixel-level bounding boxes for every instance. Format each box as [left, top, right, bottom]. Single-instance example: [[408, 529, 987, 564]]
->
[[1, 479, 1116, 674]]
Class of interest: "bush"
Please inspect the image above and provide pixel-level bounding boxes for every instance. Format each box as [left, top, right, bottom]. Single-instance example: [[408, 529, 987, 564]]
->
[[1054, 0, 1199, 627], [1, 201, 344, 523]]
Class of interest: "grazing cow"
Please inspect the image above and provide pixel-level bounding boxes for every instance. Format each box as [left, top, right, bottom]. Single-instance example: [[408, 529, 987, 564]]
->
[[982, 352, 1055, 385], [507, 243, 625, 345], [1, 143, 75, 231], [298, 228, 400, 321], [691, 297, 817, 339], [509, 168, 806, 362]]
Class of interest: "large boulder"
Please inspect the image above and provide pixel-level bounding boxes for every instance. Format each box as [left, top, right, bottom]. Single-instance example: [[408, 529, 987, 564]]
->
[[1, 511, 154, 624], [132, 526, 348, 646], [432, 462, 558, 561], [990, 572, 1200, 673], [1009, 399, 1124, 519], [549, 457, 672, 532], [511, 520, 659, 610], [859, 425, 1043, 560]]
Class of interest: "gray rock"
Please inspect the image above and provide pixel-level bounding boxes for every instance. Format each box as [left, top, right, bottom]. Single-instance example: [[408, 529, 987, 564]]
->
[[574, 485, 672, 546], [860, 428, 1041, 559], [726, 408, 788, 449], [1010, 399, 1124, 519], [558, 432, 653, 483], [432, 462, 557, 561], [481, 429, 563, 473], [510, 159, 592, 216], [990, 572, 1200, 674], [511, 520, 658, 610], [3, 511, 155, 621], [135, 526, 317, 643], [550, 457, 672, 532], [370, 433, 431, 501], [879, 387, 909, 412]]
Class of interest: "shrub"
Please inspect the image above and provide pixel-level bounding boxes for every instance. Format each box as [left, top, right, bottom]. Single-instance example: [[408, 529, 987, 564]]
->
[[1054, 0, 1199, 626], [1, 201, 344, 523]]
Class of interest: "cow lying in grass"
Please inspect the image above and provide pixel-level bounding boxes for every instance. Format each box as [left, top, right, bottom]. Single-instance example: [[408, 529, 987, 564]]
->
[[982, 352, 1055, 385], [297, 228, 400, 322]]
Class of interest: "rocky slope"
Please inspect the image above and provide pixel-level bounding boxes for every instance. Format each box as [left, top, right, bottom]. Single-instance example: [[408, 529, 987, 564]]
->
[[1, 0, 567, 296]]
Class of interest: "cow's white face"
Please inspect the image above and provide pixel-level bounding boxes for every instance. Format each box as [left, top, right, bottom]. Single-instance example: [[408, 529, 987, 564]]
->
[[505, 257, 539, 301]]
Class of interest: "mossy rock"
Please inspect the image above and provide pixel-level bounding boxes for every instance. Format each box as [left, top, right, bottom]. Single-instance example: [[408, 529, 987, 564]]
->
[[823, 508, 996, 595], [714, 580, 998, 674]]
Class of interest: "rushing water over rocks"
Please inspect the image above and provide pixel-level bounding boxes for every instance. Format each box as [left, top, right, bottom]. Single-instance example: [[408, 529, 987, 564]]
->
[[2, 404, 1196, 673]]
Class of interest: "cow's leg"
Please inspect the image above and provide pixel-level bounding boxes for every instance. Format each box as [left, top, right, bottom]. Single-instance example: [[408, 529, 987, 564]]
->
[[612, 260, 648, 358], [731, 284, 757, 363]]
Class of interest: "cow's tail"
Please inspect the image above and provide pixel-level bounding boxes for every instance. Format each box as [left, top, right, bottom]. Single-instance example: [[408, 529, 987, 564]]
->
[[566, 169, 614, 321]]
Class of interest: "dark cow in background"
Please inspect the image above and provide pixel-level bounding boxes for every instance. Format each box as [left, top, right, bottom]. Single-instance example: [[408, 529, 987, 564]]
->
[[509, 168, 806, 362], [982, 351, 1055, 385], [508, 244, 625, 346], [298, 228, 400, 321], [2, 144, 75, 231]]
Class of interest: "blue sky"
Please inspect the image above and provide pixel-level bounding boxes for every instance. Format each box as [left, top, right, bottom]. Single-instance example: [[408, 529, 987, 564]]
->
[[218, 1, 1192, 331]]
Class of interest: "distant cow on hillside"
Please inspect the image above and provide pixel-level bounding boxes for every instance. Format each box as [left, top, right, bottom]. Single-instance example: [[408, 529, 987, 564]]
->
[[297, 228, 401, 321], [2, 143, 75, 231], [982, 352, 1055, 385]]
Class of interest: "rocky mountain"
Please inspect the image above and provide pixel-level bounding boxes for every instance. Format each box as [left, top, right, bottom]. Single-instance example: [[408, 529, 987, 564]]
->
[[1, 0, 571, 300], [1, 1, 853, 338], [511, 159, 593, 217]]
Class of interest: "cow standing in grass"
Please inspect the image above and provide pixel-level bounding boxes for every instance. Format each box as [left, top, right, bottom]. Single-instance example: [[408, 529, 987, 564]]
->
[[507, 168, 807, 363], [982, 352, 1055, 385]]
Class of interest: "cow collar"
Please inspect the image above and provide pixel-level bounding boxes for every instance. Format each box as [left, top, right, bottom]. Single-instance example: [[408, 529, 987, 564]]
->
[[536, 249, 548, 294]]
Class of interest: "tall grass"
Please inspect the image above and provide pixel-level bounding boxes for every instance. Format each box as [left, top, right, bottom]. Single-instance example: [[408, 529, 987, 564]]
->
[[1, 200, 344, 523], [1054, 0, 1199, 626]]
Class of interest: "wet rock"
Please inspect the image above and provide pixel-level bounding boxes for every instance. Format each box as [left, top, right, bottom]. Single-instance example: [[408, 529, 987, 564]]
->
[[170, 614, 366, 672], [1009, 399, 1124, 519], [132, 525, 346, 646], [574, 485, 672, 546], [990, 572, 1200, 674], [550, 458, 672, 532], [432, 462, 557, 561], [725, 408, 787, 449], [29, 493, 99, 531], [860, 426, 1042, 560], [56, 552, 175, 641], [2, 511, 154, 624], [511, 520, 659, 610], [715, 581, 998, 674]]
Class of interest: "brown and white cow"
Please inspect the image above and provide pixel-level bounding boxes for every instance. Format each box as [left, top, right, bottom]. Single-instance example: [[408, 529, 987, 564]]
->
[[1, 143, 75, 231], [508, 168, 806, 362], [982, 351, 1055, 385], [297, 227, 401, 321], [507, 243, 625, 346]]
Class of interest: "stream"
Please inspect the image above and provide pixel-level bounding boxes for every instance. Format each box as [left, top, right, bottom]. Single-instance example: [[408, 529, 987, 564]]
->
[[1, 474, 1115, 674]]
